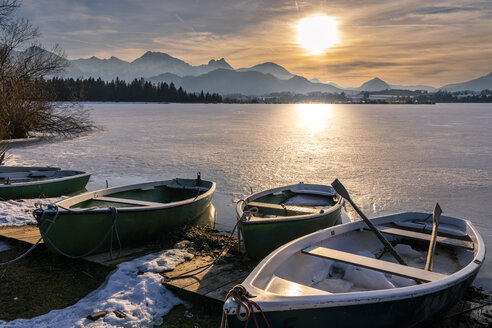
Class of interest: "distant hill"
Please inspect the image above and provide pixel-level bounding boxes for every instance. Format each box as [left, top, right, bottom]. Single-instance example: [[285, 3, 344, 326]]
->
[[69, 51, 234, 81], [59, 49, 491, 96], [357, 77, 391, 91], [440, 73, 492, 92], [238, 62, 294, 80], [148, 69, 342, 96]]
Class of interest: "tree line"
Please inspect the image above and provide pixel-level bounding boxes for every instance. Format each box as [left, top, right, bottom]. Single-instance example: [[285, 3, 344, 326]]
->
[[42, 77, 222, 103], [419, 90, 492, 103]]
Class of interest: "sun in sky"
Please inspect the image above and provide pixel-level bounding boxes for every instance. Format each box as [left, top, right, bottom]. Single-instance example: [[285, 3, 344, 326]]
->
[[297, 15, 339, 55]]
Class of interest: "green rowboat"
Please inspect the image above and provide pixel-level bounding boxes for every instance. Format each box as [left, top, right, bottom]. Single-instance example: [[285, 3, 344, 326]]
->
[[34, 177, 215, 257], [0, 166, 90, 200], [237, 183, 344, 260]]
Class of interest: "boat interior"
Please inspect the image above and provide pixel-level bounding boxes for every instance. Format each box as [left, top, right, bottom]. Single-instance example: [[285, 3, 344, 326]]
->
[[0, 166, 60, 173], [0, 169, 83, 184], [251, 215, 477, 296], [244, 186, 339, 218], [70, 179, 213, 209]]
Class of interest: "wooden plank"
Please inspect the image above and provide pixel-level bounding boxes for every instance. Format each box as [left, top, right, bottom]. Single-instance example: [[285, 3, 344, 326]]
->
[[163, 251, 253, 302], [247, 201, 321, 215], [167, 262, 232, 290], [302, 246, 448, 283], [13, 235, 43, 244], [165, 263, 249, 301], [2, 230, 40, 238], [83, 247, 148, 266], [164, 256, 215, 288], [172, 264, 234, 294], [379, 227, 473, 250], [93, 196, 163, 207], [0, 226, 43, 244], [185, 265, 249, 296], [204, 276, 249, 301]]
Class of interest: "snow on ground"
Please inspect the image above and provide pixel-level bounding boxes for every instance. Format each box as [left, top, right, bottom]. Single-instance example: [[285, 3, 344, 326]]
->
[[0, 241, 10, 252], [0, 248, 193, 328], [0, 197, 63, 227]]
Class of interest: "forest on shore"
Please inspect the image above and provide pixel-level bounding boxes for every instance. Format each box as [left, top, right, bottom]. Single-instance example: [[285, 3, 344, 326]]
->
[[42, 77, 492, 104], [42, 77, 223, 103]]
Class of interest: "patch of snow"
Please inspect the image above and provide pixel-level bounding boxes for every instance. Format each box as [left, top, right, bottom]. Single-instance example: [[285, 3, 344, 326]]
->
[[312, 278, 354, 293], [313, 243, 462, 293], [0, 197, 63, 227], [0, 241, 11, 252], [0, 248, 192, 328], [283, 194, 332, 206], [343, 251, 395, 290]]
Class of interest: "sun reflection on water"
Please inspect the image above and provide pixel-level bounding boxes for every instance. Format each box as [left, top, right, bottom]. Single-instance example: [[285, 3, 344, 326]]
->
[[295, 104, 333, 133]]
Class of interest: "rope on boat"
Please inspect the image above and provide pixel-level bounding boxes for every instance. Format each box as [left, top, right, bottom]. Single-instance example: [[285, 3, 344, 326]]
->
[[237, 199, 258, 223], [0, 205, 59, 266], [41, 206, 123, 259], [220, 284, 271, 328], [108, 207, 122, 260]]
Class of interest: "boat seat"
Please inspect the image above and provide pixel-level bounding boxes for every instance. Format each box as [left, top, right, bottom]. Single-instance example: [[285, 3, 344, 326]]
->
[[377, 226, 474, 250], [246, 201, 322, 215], [302, 246, 448, 283], [93, 196, 164, 207]]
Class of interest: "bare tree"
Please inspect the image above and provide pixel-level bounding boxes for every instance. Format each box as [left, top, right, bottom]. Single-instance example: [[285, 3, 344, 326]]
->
[[0, 141, 8, 164], [0, 0, 94, 139]]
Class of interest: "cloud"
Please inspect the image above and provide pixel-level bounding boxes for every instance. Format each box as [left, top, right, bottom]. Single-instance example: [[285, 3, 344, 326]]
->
[[14, 0, 492, 86], [413, 6, 482, 15]]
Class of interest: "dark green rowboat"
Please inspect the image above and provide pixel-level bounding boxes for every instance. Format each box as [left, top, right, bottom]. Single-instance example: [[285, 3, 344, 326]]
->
[[34, 177, 215, 257], [237, 183, 344, 260], [0, 166, 90, 200]]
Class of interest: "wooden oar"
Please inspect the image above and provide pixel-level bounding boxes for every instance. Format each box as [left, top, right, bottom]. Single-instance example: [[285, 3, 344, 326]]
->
[[331, 179, 407, 266], [425, 203, 442, 271]]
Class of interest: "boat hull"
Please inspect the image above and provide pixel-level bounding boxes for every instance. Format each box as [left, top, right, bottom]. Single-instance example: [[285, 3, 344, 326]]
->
[[240, 206, 343, 260], [35, 179, 215, 257], [0, 167, 90, 200], [0, 174, 90, 200], [238, 183, 344, 260], [225, 271, 478, 328]]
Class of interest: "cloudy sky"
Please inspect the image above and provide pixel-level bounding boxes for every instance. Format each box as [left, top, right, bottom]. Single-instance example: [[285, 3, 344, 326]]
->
[[18, 0, 492, 87]]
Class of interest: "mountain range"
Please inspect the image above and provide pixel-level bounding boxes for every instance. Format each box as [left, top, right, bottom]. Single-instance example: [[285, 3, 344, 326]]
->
[[440, 73, 492, 92], [60, 50, 492, 96]]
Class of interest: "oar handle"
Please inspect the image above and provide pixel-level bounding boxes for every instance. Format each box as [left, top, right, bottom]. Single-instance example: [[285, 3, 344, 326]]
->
[[332, 179, 407, 266], [425, 203, 442, 271]]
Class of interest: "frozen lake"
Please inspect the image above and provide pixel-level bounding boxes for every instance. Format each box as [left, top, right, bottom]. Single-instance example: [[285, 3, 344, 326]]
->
[[6, 102, 492, 289]]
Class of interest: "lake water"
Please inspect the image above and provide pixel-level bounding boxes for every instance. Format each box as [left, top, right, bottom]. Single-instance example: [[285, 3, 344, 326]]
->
[[7, 103, 492, 289]]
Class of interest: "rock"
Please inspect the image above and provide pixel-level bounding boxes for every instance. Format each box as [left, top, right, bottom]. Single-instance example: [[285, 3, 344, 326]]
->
[[174, 240, 194, 249]]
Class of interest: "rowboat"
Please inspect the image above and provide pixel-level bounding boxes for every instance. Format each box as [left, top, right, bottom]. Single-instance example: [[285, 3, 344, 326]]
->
[[224, 212, 485, 328], [0, 166, 90, 200], [237, 183, 344, 260], [33, 177, 216, 257]]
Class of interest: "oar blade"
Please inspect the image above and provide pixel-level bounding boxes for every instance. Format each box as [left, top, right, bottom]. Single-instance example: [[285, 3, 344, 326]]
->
[[433, 203, 442, 223], [331, 178, 350, 201]]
